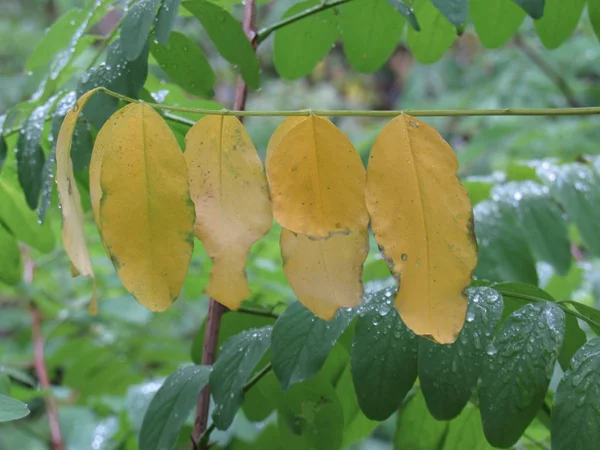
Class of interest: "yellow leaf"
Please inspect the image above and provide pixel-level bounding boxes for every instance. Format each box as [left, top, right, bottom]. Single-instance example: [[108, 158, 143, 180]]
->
[[265, 116, 304, 166], [281, 228, 368, 320], [95, 103, 195, 311], [266, 115, 368, 239], [365, 115, 477, 344], [55, 89, 98, 313], [185, 115, 272, 310]]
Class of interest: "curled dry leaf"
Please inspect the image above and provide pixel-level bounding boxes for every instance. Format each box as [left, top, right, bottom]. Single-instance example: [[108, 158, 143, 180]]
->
[[185, 115, 272, 310], [365, 115, 477, 343], [94, 103, 195, 311]]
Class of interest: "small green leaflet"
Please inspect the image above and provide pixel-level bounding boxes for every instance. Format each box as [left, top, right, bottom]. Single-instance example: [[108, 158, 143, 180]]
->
[[0, 224, 22, 286], [0, 394, 29, 423], [351, 288, 418, 421], [139, 365, 210, 450], [183, 0, 260, 89], [552, 338, 600, 450], [472, 0, 524, 49], [512, 0, 545, 19], [407, 0, 456, 64], [210, 326, 272, 430], [534, 0, 585, 49], [154, 0, 182, 45], [478, 302, 565, 448], [271, 301, 356, 391], [385, 0, 420, 30], [431, 0, 468, 26], [121, 0, 162, 60], [150, 31, 215, 97]]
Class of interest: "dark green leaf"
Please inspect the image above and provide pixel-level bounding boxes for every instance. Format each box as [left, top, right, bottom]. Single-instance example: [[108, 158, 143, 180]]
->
[[271, 301, 356, 391], [339, 0, 405, 73], [511, 0, 545, 19], [150, 31, 215, 97], [121, 0, 162, 60], [534, 0, 584, 49], [155, 0, 182, 45], [139, 365, 210, 450], [183, 0, 260, 89], [474, 201, 538, 284], [431, 0, 468, 26], [385, 0, 420, 30], [278, 377, 344, 450], [0, 224, 22, 286], [563, 301, 600, 335], [406, 0, 456, 64], [492, 181, 571, 275], [0, 394, 30, 423], [559, 314, 587, 370], [0, 136, 6, 173], [210, 326, 272, 430], [478, 302, 565, 448], [589, 0, 600, 42], [395, 389, 448, 449], [419, 287, 503, 420], [274, 0, 338, 79], [552, 338, 600, 450], [351, 288, 418, 421]]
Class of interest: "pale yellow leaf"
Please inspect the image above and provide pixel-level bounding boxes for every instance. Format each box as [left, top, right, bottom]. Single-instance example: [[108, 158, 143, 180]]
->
[[185, 115, 272, 310], [96, 103, 195, 311], [281, 228, 368, 320], [265, 116, 304, 166], [266, 115, 368, 239], [55, 89, 98, 313], [365, 115, 477, 343]]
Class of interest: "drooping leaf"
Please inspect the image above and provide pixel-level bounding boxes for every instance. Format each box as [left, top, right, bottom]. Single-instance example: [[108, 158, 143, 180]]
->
[[534, 0, 585, 49], [385, 0, 420, 30], [271, 301, 356, 390], [0, 224, 22, 286], [552, 338, 600, 450], [210, 327, 272, 430], [139, 365, 210, 450], [56, 89, 98, 309], [154, 0, 182, 45], [121, 0, 162, 60], [185, 115, 272, 310], [0, 394, 30, 423], [365, 115, 477, 344], [274, 0, 338, 79], [183, 0, 260, 89], [419, 287, 503, 420], [431, 0, 468, 26], [339, 0, 405, 73], [267, 115, 368, 239], [150, 31, 215, 97], [280, 229, 368, 320], [93, 104, 195, 311], [478, 302, 565, 448], [394, 390, 448, 449], [406, 0, 456, 64], [351, 287, 418, 420], [470, 0, 525, 48], [511, 0, 545, 19]]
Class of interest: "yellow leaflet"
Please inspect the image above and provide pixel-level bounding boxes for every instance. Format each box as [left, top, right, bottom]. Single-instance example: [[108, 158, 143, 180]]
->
[[55, 89, 98, 314], [281, 228, 368, 320], [266, 115, 368, 239], [265, 116, 304, 166], [185, 115, 272, 310], [96, 103, 195, 312], [365, 115, 477, 344]]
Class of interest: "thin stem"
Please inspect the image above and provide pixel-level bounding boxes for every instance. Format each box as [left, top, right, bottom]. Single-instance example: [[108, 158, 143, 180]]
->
[[236, 307, 279, 319]]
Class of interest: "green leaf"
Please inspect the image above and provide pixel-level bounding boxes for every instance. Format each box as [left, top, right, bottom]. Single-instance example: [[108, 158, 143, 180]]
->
[[406, 0, 456, 64], [155, 0, 182, 45], [271, 301, 356, 391], [589, 0, 600, 42], [0, 136, 6, 173], [395, 389, 448, 449], [242, 370, 281, 422], [274, 0, 338, 79], [431, 0, 468, 26], [442, 403, 493, 450], [511, 0, 545, 18], [559, 314, 587, 369], [150, 31, 215, 97], [351, 288, 418, 421], [278, 377, 344, 450], [534, 0, 585, 49], [139, 365, 210, 450], [121, 0, 162, 60], [385, 0, 420, 30], [183, 0, 260, 89], [0, 394, 29, 423], [537, 162, 600, 257], [0, 224, 22, 286], [552, 338, 600, 450], [492, 181, 571, 275], [419, 287, 503, 420], [474, 200, 538, 284], [563, 300, 600, 334], [210, 326, 272, 430], [339, 0, 405, 73], [478, 302, 565, 448]]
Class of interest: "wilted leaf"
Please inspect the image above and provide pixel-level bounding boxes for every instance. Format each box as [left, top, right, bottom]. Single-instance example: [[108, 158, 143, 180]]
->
[[365, 115, 477, 343], [94, 103, 195, 311], [534, 0, 584, 49], [185, 115, 272, 310]]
